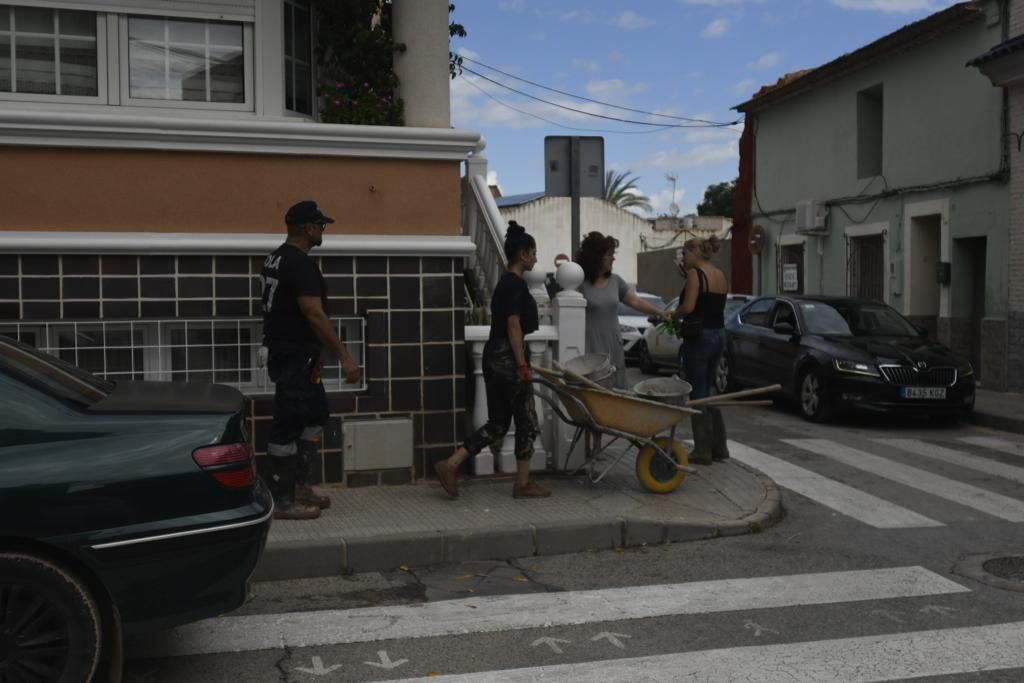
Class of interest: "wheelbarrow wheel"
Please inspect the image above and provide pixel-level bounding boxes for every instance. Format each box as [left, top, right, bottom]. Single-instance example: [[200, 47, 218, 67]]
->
[[635, 437, 688, 494]]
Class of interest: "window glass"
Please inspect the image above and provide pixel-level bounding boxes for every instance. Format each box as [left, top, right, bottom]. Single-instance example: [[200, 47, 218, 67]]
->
[[799, 302, 853, 336], [741, 298, 774, 327], [0, 6, 97, 96], [771, 302, 797, 329], [284, 0, 312, 115], [0, 335, 112, 405], [827, 302, 918, 337], [128, 16, 245, 104]]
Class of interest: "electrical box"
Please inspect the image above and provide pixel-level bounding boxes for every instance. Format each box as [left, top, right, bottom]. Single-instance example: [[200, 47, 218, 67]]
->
[[795, 200, 829, 235], [343, 418, 413, 471], [936, 261, 951, 286], [544, 136, 605, 198]]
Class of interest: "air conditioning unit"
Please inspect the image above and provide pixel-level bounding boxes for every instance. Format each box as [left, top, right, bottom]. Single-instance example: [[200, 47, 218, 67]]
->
[[795, 200, 829, 235]]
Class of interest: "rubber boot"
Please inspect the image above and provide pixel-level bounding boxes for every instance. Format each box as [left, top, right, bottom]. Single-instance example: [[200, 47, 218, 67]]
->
[[295, 439, 331, 510], [689, 413, 713, 465], [269, 456, 321, 520], [708, 406, 730, 461]]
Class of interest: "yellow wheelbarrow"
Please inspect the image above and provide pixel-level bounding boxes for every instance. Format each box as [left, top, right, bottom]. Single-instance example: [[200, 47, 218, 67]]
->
[[532, 366, 700, 493]]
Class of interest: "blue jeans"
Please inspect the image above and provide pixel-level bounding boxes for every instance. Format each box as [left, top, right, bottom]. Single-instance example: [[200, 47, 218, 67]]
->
[[682, 328, 726, 407]]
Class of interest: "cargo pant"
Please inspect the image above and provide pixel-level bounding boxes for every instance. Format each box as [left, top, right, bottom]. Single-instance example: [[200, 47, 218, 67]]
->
[[462, 339, 538, 461]]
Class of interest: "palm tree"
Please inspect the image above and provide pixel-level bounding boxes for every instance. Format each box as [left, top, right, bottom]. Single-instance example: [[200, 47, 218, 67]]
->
[[603, 169, 653, 213]]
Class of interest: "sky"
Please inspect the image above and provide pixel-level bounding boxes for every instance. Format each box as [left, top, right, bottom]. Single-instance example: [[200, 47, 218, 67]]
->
[[448, 0, 961, 217]]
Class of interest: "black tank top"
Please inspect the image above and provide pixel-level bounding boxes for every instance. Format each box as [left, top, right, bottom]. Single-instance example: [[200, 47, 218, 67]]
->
[[685, 268, 727, 330]]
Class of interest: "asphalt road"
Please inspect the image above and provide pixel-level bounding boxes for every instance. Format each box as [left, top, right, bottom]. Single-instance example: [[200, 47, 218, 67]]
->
[[123, 366, 1024, 682]]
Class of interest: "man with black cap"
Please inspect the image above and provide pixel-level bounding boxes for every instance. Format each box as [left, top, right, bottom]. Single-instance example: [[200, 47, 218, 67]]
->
[[260, 200, 361, 520]]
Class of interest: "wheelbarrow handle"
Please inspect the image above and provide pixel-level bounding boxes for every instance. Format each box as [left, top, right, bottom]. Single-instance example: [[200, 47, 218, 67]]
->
[[687, 384, 782, 407]]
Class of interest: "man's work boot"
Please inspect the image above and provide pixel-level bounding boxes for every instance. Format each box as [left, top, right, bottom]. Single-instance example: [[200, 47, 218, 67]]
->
[[295, 439, 331, 509], [708, 406, 730, 461], [434, 460, 459, 498], [688, 413, 713, 465], [269, 455, 320, 520]]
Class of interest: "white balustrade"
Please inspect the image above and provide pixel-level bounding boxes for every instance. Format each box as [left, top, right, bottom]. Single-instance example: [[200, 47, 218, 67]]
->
[[463, 325, 494, 475]]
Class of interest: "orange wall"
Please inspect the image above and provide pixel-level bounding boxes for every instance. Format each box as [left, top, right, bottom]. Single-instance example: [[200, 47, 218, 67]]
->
[[0, 147, 461, 235]]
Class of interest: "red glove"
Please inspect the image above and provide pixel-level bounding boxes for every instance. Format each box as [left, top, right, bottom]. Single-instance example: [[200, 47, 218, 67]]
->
[[518, 363, 533, 383]]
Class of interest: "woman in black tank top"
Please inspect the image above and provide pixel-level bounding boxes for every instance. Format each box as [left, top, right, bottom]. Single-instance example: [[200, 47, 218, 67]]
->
[[669, 235, 729, 465]]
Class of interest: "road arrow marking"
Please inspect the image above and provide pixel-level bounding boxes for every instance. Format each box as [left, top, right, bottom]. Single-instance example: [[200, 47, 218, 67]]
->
[[532, 636, 571, 654], [920, 605, 957, 616], [590, 632, 631, 649], [871, 609, 905, 624], [365, 650, 408, 670], [743, 621, 779, 638], [295, 656, 342, 676]]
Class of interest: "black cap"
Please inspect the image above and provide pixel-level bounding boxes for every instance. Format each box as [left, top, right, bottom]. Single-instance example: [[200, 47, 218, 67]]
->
[[285, 200, 335, 226]]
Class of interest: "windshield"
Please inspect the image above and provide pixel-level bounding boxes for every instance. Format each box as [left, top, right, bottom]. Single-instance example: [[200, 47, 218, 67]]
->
[[798, 301, 919, 337], [618, 294, 665, 317], [0, 335, 114, 405]]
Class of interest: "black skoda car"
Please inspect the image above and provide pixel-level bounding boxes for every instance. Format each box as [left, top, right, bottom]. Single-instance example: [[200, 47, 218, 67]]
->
[[0, 336, 272, 681], [724, 296, 976, 422]]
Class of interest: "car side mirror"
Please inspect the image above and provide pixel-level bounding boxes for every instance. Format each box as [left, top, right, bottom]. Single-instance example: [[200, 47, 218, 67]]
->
[[773, 321, 797, 336], [648, 316, 660, 324]]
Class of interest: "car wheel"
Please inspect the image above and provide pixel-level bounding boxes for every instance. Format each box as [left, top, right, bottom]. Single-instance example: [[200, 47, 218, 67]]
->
[[638, 342, 656, 375], [0, 553, 103, 683], [715, 354, 732, 394], [799, 366, 833, 423]]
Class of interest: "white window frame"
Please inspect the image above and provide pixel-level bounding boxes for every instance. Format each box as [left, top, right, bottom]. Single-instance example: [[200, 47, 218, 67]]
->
[[117, 14, 254, 112], [282, 0, 314, 118], [0, 6, 107, 105], [158, 318, 263, 390]]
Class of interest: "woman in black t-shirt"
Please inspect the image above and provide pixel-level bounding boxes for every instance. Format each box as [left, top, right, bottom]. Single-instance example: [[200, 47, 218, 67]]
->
[[434, 222, 551, 499]]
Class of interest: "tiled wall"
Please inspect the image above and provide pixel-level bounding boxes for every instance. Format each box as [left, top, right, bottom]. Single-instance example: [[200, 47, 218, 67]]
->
[[0, 252, 469, 483]]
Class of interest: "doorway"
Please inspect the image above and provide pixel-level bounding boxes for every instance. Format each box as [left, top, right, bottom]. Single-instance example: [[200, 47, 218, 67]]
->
[[953, 237, 986, 382], [908, 214, 941, 336], [780, 244, 804, 295], [850, 234, 885, 301]]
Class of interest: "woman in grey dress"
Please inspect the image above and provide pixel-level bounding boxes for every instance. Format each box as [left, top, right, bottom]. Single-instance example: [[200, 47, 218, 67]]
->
[[576, 232, 668, 389]]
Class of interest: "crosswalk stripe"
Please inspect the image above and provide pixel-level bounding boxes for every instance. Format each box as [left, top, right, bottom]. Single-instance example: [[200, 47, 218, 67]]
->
[[132, 566, 967, 658], [392, 621, 1024, 683], [785, 439, 1024, 522], [959, 436, 1024, 457], [881, 438, 1024, 485], [729, 441, 943, 528]]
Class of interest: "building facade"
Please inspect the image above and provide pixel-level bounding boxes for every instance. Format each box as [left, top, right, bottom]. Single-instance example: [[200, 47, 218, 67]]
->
[[0, 0, 479, 482], [735, 1, 1010, 389]]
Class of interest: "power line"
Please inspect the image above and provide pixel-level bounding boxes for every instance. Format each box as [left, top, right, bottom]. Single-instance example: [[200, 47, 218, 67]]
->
[[461, 55, 741, 128], [461, 65, 739, 129], [461, 75, 676, 135]]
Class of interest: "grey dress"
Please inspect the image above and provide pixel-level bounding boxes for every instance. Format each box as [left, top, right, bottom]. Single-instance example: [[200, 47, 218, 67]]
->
[[580, 274, 631, 389]]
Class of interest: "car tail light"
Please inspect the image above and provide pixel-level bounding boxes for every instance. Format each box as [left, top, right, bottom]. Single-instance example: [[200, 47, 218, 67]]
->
[[192, 443, 256, 489]]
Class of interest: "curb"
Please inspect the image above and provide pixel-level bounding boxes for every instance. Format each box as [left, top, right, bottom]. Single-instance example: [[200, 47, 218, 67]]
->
[[967, 410, 1024, 436], [252, 470, 786, 582]]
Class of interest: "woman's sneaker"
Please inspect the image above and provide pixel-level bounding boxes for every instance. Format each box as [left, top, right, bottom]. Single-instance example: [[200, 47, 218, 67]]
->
[[513, 481, 551, 498]]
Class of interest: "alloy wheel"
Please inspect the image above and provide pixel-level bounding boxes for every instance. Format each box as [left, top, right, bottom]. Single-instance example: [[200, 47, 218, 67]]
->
[[801, 372, 820, 417], [0, 584, 70, 682]]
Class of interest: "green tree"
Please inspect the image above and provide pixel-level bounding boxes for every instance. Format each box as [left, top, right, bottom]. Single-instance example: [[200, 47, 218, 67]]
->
[[603, 170, 653, 212], [696, 178, 737, 217]]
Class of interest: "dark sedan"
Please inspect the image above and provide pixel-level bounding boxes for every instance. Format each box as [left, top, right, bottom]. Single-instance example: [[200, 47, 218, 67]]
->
[[0, 336, 272, 681], [724, 296, 976, 422]]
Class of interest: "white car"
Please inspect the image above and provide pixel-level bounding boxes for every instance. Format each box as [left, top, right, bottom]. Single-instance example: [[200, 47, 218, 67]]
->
[[638, 294, 751, 393], [619, 292, 667, 364]]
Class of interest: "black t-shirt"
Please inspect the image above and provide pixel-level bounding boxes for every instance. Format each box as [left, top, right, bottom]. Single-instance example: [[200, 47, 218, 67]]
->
[[260, 243, 327, 349], [489, 272, 539, 341]]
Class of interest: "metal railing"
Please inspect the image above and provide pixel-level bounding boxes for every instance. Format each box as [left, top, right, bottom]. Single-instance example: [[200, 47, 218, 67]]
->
[[0, 317, 366, 394], [462, 172, 507, 308]]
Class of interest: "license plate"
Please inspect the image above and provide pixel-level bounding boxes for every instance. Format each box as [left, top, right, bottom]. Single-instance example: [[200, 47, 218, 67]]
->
[[901, 387, 947, 399]]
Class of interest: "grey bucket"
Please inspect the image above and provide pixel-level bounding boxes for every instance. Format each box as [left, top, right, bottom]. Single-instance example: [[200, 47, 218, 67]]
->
[[562, 353, 616, 389], [633, 377, 692, 406]]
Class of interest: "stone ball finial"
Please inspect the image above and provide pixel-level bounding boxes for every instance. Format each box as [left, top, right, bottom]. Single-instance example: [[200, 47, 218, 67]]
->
[[555, 261, 584, 292], [524, 269, 547, 291]]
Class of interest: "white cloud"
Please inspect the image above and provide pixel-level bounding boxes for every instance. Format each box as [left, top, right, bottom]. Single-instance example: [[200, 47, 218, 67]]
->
[[749, 51, 781, 70], [832, 0, 954, 11], [685, 122, 744, 143], [683, 0, 764, 5], [457, 47, 480, 60], [642, 187, 688, 218], [612, 10, 654, 29], [498, 0, 525, 11], [734, 78, 756, 95], [628, 142, 739, 172], [585, 79, 649, 101], [608, 50, 626, 62], [572, 58, 601, 73], [486, 170, 502, 194], [701, 18, 730, 38]]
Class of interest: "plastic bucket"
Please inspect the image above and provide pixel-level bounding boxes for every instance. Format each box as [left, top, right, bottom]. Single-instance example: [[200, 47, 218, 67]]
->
[[562, 353, 616, 389], [632, 377, 692, 407]]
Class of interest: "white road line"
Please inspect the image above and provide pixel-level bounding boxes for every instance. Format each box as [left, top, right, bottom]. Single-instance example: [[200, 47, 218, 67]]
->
[[729, 441, 943, 528], [880, 438, 1024, 485], [959, 436, 1024, 458], [785, 439, 1024, 522], [391, 621, 1024, 683], [133, 566, 967, 658]]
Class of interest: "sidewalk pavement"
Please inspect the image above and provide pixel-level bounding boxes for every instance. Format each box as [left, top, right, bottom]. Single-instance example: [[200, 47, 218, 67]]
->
[[969, 388, 1024, 435], [253, 456, 782, 582]]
